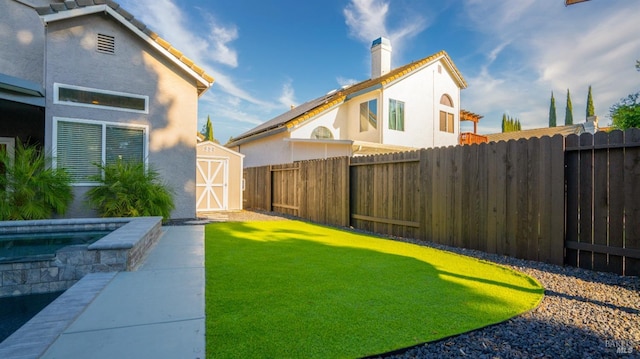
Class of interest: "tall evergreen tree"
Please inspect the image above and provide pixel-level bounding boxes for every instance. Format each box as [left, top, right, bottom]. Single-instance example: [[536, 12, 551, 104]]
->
[[586, 85, 595, 119], [501, 113, 507, 132], [565, 89, 574, 125], [205, 115, 214, 142], [549, 92, 557, 127]]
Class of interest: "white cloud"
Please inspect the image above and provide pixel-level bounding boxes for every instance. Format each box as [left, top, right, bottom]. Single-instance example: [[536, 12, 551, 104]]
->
[[337, 77, 358, 87], [204, 15, 239, 68], [278, 80, 297, 109], [119, 0, 271, 108], [460, 0, 640, 133], [343, 0, 428, 62], [344, 0, 389, 43]]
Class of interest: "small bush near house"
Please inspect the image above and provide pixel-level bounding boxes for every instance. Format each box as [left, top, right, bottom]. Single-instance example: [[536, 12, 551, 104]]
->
[[0, 142, 73, 220], [85, 161, 174, 220]]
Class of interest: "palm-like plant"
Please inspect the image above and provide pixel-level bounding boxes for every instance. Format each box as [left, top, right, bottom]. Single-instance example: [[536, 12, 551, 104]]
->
[[0, 142, 73, 220], [85, 160, 175, 220]]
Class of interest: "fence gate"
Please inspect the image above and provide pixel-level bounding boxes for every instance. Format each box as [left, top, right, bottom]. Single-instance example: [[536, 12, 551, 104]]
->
[[270, 164, 300, 216], [196, 157, 228, 211]]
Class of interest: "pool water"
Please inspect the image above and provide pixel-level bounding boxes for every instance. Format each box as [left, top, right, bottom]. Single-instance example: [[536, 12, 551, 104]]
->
[[0, 291, 64, 343], [0, 231, 111, 263]]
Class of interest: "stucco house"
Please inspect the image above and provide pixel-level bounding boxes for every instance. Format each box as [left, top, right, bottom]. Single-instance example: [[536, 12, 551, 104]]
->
[[228, 37, 472, 167], [0, 0, 214, 219]]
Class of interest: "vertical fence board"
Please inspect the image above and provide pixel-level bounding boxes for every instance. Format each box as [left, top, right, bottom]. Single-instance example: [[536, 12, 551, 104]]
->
[[515, 139, 529, 260], [565, 134, 580, 267], [505, 140, 518, 258], [477, 143, 489, 252], [486, 142, 499, 254], [549, 135, 565, 265], [592, 132, 609, 272], [495, 141, 509, 255], [453, 145, 465, 248], [469, 144, 481, 251], [538, 136, 552, 263], [624, 129, 640, 276], [421, 149, 434, 241], [608, 131, 625, 274], [527, 137, 541, 261], [578, 133, 594, 270], [432, 148, 444, 245]]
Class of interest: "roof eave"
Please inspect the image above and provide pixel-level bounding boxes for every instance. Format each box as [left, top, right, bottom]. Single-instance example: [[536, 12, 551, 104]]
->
[[226, 126, 288, 148], [40, 5, 214, 95]]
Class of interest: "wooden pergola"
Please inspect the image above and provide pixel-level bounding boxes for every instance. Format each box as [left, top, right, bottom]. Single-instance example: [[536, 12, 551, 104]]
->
[[459, 109, 487, 145]]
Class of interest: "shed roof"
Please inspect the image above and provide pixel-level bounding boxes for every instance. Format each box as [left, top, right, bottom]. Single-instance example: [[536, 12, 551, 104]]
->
[[36, 0, 214, 95], [228, 50, 465, 146]]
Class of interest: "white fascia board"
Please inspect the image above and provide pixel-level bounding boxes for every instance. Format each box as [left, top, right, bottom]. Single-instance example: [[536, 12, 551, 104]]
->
[[284, 138, 353, 145], [41, 6, 211, 92]]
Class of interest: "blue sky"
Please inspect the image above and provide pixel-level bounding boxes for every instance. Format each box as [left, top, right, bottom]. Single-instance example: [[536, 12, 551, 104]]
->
[[118, 0, 640, 143]]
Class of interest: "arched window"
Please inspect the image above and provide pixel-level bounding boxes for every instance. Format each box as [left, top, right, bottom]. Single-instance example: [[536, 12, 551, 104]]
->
[[440, 94, 453, 107], [439, 94, 455, 133], [310, 126, 334, 139]]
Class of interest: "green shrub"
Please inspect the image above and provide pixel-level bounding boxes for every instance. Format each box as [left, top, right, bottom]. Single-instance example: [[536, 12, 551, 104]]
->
[[0, 142, 73, 220], [85, 160, 175, 220]]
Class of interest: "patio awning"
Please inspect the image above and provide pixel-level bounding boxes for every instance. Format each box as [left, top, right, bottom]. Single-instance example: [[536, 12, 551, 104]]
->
[[0, 73, 45, 107]]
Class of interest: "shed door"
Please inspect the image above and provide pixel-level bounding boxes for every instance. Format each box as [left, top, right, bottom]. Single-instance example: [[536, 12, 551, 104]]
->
[[196, 157, 228, 211]]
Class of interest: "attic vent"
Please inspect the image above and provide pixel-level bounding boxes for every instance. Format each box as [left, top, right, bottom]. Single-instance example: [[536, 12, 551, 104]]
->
[[97, 34, 115, 54]]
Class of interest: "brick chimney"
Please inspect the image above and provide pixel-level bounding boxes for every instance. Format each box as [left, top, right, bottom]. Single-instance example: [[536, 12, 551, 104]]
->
[[371, 37, 391, 78]]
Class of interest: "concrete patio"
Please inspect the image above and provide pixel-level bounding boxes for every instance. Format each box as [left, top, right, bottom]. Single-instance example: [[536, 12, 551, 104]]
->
[[0, 225, 205, 359]]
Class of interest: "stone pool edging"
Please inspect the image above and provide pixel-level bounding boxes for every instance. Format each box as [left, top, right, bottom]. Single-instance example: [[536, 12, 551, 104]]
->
[[0, 217, 162, 298]]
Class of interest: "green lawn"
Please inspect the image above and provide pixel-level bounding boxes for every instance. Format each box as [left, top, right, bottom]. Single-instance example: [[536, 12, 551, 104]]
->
[[205, 220, 543, 358]]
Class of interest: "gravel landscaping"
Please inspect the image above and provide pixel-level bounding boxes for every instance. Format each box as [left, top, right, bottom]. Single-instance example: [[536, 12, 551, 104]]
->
[[375, 239, 640, 359], [216, 210, 640, 358]]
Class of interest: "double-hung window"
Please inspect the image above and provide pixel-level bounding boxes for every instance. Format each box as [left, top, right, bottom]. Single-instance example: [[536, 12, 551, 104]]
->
[[359, 99, 378, 132], [389, 99, 404, 131], [54, 118, 147, 184], [439, 94, 455, 133]]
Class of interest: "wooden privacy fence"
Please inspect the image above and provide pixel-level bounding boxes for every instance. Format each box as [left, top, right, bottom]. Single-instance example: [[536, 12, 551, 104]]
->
[[243, 130, 640, 276], [565, 129, 640, 276]]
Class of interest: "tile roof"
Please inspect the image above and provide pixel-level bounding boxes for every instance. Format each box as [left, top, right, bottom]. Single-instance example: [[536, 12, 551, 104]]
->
[[485, 124, 585, 142], [35, 0, 214, 93], [229, 50, 465, 145]]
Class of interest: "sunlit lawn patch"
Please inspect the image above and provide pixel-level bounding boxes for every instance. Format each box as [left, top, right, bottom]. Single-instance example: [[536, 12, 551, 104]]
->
[[205, 220, 543, 358]]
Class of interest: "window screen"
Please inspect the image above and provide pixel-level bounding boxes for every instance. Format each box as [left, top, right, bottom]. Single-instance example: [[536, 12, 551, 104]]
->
[[56, 119, 146, 183], [57, 121, 103, 181]]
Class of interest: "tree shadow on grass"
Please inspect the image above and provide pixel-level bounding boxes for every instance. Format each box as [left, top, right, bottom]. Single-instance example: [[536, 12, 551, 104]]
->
[[204, 221, 544, 359]]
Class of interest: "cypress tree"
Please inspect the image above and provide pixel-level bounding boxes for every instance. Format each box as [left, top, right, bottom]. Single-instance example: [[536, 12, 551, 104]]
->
[[502, 113, 507, 133], [549, 92, 557, 127], [586, 85, 595, 119], [205, 115, 214, 142], [565, 89, 574, 125]]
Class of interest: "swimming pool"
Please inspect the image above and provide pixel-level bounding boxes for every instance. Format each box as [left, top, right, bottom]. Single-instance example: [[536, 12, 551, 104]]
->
[[0, 217, 163, 298], [0, 291, 63, 344], [0, 230, 111, 263]]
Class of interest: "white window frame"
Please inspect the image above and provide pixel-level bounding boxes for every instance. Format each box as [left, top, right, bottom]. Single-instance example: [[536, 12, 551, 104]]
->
[[52, 117, 149, 186], [53, 83, 149, 114], [0, 137, 15, 164], [359, 99, 378, 132], [389, 99, 405, 131]]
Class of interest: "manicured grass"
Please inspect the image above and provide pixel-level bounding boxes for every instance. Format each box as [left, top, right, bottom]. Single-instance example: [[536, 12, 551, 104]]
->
[[205, 220, 543, 358]]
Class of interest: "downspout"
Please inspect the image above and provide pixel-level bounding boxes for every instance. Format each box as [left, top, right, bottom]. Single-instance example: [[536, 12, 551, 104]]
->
[[432, 69, 436, 147], [379, 90, 383, 145], [290, 141, 294, 163]]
